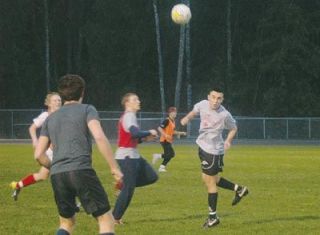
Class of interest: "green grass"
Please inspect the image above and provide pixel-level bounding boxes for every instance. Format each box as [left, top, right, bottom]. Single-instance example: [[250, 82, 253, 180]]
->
[[0, 144, 319, 234]]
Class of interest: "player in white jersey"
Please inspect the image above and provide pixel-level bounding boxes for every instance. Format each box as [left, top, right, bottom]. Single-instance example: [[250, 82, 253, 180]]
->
[[181, 88, 249, 228], [10, 92, 61, 201]]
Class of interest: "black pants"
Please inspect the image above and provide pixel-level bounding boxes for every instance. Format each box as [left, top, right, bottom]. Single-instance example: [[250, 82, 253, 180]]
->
[[161, 141, 175, 166]]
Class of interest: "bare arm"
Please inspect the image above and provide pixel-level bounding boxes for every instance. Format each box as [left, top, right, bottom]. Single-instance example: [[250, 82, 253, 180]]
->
[[180, 110, 197, 126], [157, 126, 167, 138], [29, 123, 38, 148], [224, 127, 237, 150], [34, 136, 51, 169], [88, 119, 123, 182]]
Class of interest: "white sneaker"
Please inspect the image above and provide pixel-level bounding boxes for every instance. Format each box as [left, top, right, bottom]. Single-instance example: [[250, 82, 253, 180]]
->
[[158, 165, 167, 172], [152, 153, 162, 165]]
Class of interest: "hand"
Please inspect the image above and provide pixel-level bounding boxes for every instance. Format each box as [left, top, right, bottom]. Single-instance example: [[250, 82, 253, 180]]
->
[[224, 141, 231, 150], [180, 132, 187, 136], [149, 129, 158, 137], [111, 168, 123, 183], [180, 117, 189, 126]]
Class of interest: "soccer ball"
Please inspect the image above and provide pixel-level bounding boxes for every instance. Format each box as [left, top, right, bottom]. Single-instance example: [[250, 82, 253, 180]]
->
[[171, 4, 192, 25]]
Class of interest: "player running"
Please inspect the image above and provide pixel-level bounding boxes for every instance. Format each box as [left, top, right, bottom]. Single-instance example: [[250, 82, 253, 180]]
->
[[152, 106, 186, 172], [35, 74, 122, 235], [181, 87, 249, 228], [113, 93, 158, 225], [10, 92, 61, 201]]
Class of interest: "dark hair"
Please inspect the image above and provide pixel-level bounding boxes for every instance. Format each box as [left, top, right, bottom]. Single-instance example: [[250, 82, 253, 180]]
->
[[167, 106, 177, 113], [58, 74, 85, 101], [209, 87, 223, 94], [121, 92, 137, 108]]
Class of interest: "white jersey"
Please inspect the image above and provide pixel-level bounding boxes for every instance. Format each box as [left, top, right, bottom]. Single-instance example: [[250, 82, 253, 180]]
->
[[193, 100, 237, 155], [33, 111, 53, 161], [33, 112, 49, 128]]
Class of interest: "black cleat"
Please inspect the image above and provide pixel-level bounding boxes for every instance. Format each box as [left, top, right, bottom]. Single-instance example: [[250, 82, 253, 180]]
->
[[75, 202, 81, 213], [232, 186, 249, 206], [12, 188, 21, 201], [203, 217, 220, 228]]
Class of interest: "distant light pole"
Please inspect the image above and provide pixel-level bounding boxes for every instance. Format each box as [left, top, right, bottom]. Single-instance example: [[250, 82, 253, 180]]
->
[[44, 0, 50, 92]]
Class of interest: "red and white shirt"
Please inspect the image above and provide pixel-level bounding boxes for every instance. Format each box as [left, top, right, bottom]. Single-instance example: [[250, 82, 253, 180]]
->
[[115, 111, 140, 159]]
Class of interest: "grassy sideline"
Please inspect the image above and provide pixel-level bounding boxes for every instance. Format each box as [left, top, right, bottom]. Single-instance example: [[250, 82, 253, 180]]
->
[[0, 144, 319, 234]]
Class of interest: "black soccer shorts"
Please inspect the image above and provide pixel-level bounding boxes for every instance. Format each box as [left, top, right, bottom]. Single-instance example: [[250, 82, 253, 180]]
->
[[51, 169, 111, 218], [198, 147, 224, 176]]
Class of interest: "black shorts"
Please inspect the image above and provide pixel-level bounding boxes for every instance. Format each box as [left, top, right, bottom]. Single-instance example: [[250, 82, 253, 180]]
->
[[51, 169, 110, 218], [198, 148, 224, 176]]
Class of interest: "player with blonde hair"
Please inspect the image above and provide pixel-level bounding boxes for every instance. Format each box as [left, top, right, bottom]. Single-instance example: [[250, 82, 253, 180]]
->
[[10, 92, 61, 200]]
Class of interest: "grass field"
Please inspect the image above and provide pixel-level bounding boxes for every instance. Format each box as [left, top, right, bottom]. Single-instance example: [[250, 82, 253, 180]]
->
[[0, 143, 319, 234]]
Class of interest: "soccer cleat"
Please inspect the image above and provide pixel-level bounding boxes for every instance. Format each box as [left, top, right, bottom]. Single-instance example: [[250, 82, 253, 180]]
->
[[158, 165, 167, 172], [75, 202, 81, 213], [11, 188, 21, 201], [10, 181, 20, 201], [10, 181, 19, 189], [152, 153, 162, 165], [203, 217, 220, 228], [232, 186, 249, 206]]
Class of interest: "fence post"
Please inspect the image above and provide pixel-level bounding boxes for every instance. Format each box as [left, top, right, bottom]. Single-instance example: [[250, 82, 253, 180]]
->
[[11, 111, 14, 138], [263, 118, 266, 139], [309, 118, 311, 139], [286, 119, 289, 139]]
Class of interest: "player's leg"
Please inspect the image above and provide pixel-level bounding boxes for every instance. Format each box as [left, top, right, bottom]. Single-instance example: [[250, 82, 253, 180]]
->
[[215, 165, 249, 205], [10, 166, 50, 201], [113, 158, 139, 223], [136, 157, 158, 187], [159, 142, 175, 172], [51, 172, 78, 234], [152, 143, 165, 165], [56, 216, 75, 235], [202, 173, 220, 228], [198, 148, 222, 228], [96, 211, 115, 235]]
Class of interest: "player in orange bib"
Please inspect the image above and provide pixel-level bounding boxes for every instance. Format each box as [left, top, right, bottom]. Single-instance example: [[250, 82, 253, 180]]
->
[[152, 107, 186, 172]]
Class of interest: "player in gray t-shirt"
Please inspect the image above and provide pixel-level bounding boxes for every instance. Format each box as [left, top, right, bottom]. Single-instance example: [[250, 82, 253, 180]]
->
[[35, 74, 122, 235], [181, 88, 249, 229]]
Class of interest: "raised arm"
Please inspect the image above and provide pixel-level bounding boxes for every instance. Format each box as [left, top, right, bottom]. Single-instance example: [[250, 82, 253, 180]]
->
[[180, 110, 197, 126], [88, 119, 123, 182]]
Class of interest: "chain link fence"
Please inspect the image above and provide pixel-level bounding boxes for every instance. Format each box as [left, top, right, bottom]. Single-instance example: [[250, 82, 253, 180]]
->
[[1, 109, 320, 141]]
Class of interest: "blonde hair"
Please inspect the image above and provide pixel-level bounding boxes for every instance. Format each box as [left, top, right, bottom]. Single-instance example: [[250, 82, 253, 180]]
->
[[44, 92, 60, 106]]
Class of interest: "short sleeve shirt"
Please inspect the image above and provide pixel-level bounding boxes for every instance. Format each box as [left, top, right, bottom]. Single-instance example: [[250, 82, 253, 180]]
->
[[33, 112, 49, 127], [40, 103, 99, 175], [193, 100, 237, 155]]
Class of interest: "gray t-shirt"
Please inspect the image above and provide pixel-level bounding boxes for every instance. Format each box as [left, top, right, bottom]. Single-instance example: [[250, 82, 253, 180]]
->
[[40, 103, 99, 175], [115, 112, 140, 159], [193, 100, 237, 155]]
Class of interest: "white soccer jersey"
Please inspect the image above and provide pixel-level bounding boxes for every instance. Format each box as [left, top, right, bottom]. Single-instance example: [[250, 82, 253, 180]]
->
[[33, 112, 49, 128], [33, 111, 53, 161], [193, 100, 237, 155]]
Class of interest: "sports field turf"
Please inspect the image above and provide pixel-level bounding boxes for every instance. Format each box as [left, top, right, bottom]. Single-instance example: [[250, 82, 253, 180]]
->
[[0, 143, 319, 234]]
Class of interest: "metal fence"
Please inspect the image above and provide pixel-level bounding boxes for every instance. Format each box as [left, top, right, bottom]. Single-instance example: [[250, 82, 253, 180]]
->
[[1, 109, 320, 140]]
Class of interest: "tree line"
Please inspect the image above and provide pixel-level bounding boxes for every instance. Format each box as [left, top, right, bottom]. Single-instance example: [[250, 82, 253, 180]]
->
[[0, 0, 319, 116]]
